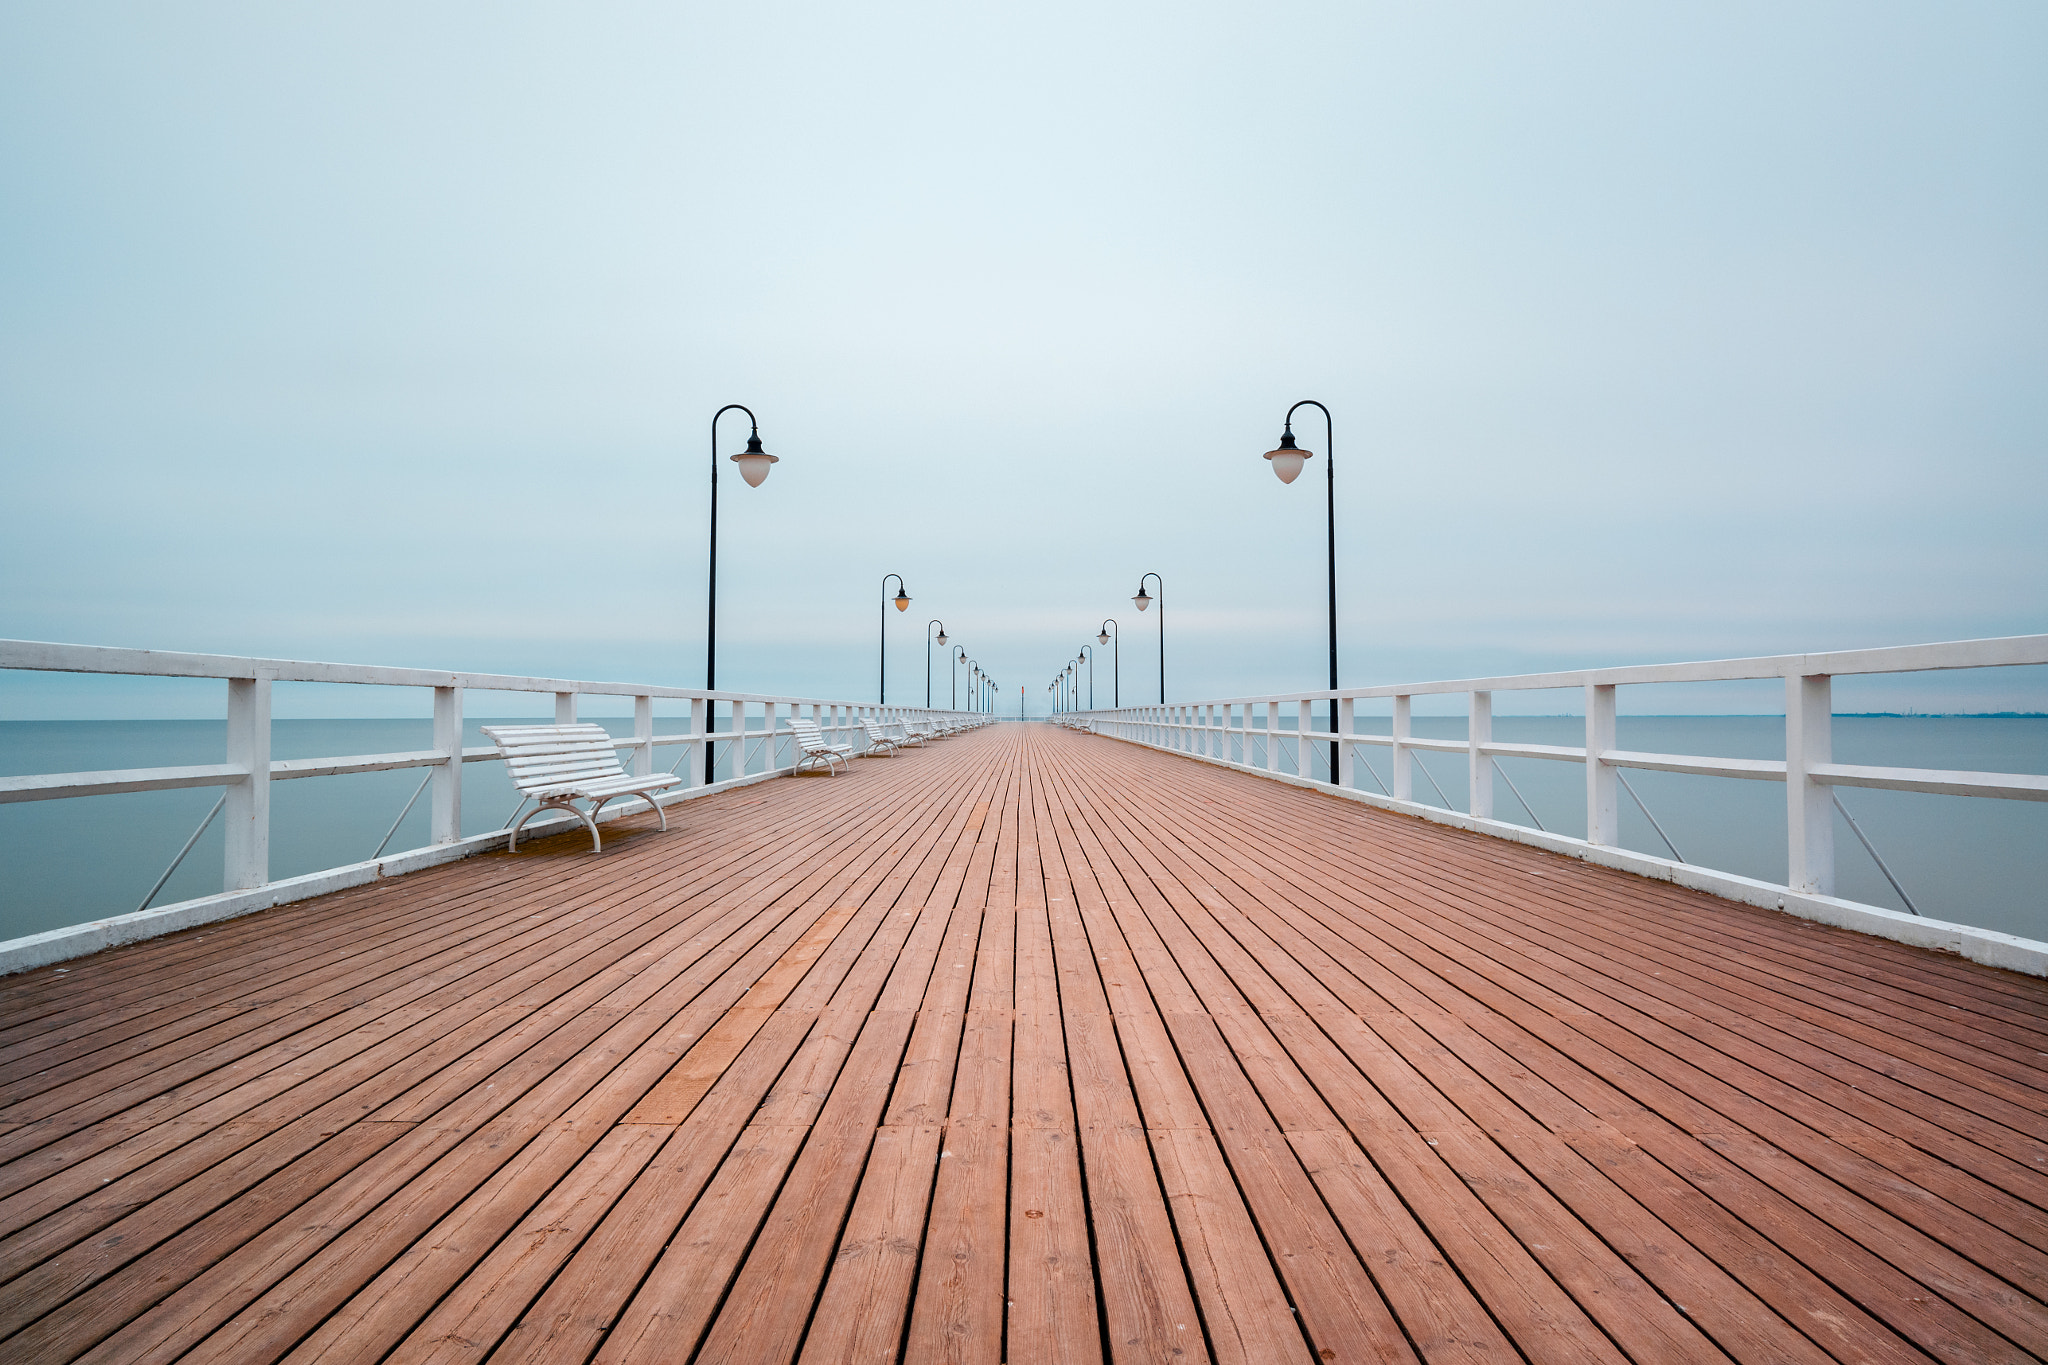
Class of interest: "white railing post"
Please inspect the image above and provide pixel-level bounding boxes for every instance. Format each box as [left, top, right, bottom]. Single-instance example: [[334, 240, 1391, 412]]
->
[[1468, 690, 1493, 820], [1206, 703, 1217, 759], [1786, 673, 1835, 895], [554, 691, 576, 725], [632, 695, 653, 778], [1586, 683, 1617, 845], [1265, 702, 1280, 773], [223, 674, 271, 891], [763, 701, 778, 772], [1297, 699, 1312, 778], [1391, 694, 1413, 801], [691, 696, 709, 787], [431, 684, 463, 844], [1338, 697, 1354, 789]]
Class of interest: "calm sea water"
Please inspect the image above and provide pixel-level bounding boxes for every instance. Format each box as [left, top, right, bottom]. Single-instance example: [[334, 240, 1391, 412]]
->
[[3, 717, 2044, 945], [0, 717, 775, 942]]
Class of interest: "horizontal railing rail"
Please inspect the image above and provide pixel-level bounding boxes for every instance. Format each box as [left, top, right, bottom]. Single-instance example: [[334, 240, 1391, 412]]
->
[[1, 639, 984, 969], [1065, 633, 2048, 973]]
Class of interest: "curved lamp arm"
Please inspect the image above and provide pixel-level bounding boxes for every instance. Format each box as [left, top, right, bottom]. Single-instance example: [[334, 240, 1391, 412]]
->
[[706, 403, 760, 693], [879, 574, 908, 703], [1134, 573, 1163, 703], [926, 619, 946, 708]]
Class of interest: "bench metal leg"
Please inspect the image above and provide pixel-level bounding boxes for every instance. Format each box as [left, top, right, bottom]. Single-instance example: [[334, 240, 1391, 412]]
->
[[509, 797, 603, 852], [591, 791, 668, 833]]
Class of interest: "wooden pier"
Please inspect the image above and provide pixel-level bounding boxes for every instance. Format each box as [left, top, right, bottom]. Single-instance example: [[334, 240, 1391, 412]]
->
[[2, 723, 2044, 1363]]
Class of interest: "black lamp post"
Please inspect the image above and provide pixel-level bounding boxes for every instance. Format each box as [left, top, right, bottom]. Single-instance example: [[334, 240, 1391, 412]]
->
[[926, 621, 948, 707], [1132, 573, 1164, 703], [1097, 619, 1118, 708], [952, 645, 967, 710], [880, 575, 910, 703], [707, 404, 778, 786], [1078, 645, 1095, 710], [1263, 401, 1338, 780]]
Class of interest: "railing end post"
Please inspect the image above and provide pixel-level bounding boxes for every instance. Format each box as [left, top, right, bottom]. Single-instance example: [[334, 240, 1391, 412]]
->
[[224, 674, 272, 890], [1469, 690, 1493, 819], [431, 684, 464, 844], [1585, 683, 1617, 845], [1787, 673, 1835, 895]]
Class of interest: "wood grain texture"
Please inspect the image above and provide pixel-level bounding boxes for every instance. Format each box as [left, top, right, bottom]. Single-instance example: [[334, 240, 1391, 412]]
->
[[0, 722, 2040, 1365]]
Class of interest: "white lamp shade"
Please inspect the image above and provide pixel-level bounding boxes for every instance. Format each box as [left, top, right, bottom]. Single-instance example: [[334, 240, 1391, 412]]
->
[[1264, 447, 1311, 484], [1133, 593, 1150, 611], [731, 451, 778, 487]]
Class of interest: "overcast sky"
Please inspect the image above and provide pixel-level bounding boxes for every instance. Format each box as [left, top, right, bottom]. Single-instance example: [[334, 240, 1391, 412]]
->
[[2, 1, 2043, 717]]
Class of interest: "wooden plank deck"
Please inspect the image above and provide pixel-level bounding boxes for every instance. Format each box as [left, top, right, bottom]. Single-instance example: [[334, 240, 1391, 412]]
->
[[2, 722, 2045, 1364]]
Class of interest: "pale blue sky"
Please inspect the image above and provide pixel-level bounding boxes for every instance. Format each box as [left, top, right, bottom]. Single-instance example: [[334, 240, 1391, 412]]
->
[[2, 1, 2043, 716]]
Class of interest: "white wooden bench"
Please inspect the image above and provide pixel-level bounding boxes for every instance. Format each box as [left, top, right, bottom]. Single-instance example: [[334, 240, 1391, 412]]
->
[[857, 718, 901, 757], [484, 723, 681, 852], [788, 717, 856, 775]]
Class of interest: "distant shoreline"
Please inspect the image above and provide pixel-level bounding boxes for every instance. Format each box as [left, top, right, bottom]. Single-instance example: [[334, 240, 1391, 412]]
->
[[4, 713, 2046, 723], [1835, 712, 2048, 718]]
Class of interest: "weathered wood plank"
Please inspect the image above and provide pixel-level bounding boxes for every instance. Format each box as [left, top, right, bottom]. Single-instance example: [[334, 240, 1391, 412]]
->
[[2, 724, 2041, 1365]]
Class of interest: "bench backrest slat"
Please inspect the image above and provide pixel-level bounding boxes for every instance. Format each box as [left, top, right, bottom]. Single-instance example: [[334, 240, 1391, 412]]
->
[[788, 718, 834, 747], [485, 723, 632, 795]]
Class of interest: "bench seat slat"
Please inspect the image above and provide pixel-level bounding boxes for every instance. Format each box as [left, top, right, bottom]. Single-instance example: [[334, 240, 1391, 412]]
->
[[483, 722, 684, 852]]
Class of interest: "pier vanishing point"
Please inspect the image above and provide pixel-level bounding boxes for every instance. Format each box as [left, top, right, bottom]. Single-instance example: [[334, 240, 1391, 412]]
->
[[3, 676, 2047, 1364]]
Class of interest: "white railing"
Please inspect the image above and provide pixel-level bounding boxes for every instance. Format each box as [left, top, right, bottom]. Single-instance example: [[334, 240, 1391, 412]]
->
[[1068, 634, 2048, 974], [0, 640, 982, 970]]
